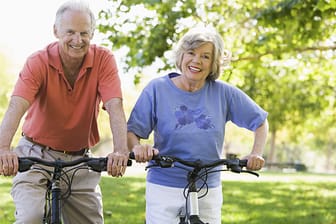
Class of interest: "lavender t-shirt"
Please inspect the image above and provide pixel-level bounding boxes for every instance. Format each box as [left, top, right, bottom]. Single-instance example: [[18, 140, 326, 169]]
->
[[127, 73, 268, 188]]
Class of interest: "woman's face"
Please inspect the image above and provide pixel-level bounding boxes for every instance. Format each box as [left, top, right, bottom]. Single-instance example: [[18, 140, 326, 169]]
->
[[54, 10, 93, 61], [181, 42, 213, 83]]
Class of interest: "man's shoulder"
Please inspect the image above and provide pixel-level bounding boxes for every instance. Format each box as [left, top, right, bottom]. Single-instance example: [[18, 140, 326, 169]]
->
[[90, 44, 112, 55]]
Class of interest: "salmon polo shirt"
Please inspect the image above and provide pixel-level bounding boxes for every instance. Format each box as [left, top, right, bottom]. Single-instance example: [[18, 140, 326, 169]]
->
[[12, 42, 122, 151]]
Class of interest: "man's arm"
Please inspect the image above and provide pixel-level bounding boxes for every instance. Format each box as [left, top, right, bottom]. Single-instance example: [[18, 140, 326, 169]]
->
[[104, 98, 129, 177], [0, 96, 30, 176]]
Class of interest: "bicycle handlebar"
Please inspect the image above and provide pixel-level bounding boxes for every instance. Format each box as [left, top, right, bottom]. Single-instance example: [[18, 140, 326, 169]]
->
[[129, 152, 259, 177], [18, 155, 133, 173]]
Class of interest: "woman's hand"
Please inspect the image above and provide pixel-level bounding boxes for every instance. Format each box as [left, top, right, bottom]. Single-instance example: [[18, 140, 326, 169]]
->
[[243, 153, 265, 171], [132, 144, 159, 163]]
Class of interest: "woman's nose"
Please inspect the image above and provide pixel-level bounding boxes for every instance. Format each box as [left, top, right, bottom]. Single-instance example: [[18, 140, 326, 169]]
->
[[192, 55, 201, 63]]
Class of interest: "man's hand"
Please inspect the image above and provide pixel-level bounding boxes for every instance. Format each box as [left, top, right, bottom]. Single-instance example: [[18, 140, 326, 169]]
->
[[0, 150, 18, 176], [106, 152, 129, 177]]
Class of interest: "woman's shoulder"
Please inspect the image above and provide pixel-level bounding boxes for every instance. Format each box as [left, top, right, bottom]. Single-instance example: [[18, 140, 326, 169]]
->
[[146, 73, 176, 86], [210, 79, 238, 91]]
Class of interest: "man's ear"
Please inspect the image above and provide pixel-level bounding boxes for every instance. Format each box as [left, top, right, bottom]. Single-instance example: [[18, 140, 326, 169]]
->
[[90, 30, 95, 40], [53, 25, 59, 38]]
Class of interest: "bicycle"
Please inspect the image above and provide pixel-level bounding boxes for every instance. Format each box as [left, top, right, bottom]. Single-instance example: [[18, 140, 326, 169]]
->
[[132, 153, 259, 224], [18, 155, 133, 224]]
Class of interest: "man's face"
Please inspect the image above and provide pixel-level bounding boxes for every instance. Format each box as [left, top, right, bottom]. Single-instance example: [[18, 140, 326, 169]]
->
[[54, 10, 93, 60]]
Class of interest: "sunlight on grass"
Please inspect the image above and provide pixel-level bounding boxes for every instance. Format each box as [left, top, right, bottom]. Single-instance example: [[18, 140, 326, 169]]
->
[[0, 177, 15, 224], [0, 177, 13, 204], [222, 180, 336, 224], [1, 173, 336, 224]]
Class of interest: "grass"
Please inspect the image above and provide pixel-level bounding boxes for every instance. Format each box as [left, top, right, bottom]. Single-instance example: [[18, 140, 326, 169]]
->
[[1, 172, 336, 224]]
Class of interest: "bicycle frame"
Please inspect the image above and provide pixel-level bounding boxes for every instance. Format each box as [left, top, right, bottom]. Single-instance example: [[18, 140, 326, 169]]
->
[[18, 156, 132, 224]]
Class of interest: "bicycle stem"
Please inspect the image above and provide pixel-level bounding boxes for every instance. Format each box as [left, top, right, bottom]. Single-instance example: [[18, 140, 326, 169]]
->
[[188, 191, 199, 216], [51, 180, 61, 224], [51, 166, 62, 224], [187, 169, 201, 217]]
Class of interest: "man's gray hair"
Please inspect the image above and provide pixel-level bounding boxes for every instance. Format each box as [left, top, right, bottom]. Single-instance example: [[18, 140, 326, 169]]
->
[[55, 0, 95, 35]]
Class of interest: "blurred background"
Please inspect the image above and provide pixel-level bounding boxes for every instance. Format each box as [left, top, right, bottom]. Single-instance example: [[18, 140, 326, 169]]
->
[[0, 0, 335, 173]]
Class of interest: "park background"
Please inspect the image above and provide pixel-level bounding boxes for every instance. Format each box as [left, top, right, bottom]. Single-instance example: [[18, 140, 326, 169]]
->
[[1, 0, 335, 172], [0, 0, 336, 223]]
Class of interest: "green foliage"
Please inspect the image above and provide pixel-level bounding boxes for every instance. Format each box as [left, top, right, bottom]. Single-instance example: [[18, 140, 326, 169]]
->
[[97, 0, 336, 163], [255, 0, 335, 47], [98, 0, 197, 72]]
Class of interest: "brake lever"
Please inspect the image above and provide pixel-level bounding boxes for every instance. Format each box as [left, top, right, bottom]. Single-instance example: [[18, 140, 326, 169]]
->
[[145, 155, 174, 170], [145, 164, 159, 170], [241, 170, 259, 177]]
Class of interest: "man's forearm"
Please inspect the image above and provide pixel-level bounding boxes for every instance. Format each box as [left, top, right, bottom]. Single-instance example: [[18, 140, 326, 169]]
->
[[0, 96, 29, 150], [105, 98, 128, 153]]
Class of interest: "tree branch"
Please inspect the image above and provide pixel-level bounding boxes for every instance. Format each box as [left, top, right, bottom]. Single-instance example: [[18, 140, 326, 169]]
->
[[234, 45, 336, 62]]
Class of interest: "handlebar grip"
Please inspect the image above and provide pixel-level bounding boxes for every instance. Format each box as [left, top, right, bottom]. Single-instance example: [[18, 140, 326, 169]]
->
[[88, 157, 133, 172], [18, 158, 34, 172], [227, 159, 248, 173], [128, 151, 159, 160], [239, 159, 248, 167], [129, 151, 135, 160]]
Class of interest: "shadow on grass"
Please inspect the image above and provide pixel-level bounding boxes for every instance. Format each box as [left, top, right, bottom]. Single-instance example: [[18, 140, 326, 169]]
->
[[100, 176, 146, 224], [100, 176, 336, 224], [1, 175, 336, 224], [221, 181, 336, 224]]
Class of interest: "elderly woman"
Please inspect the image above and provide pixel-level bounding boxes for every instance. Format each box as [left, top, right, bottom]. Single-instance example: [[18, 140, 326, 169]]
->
[[127, 25, 269, 224]]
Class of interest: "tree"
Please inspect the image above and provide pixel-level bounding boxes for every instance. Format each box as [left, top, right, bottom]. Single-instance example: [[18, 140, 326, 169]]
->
[[97, 0, 336, 166]]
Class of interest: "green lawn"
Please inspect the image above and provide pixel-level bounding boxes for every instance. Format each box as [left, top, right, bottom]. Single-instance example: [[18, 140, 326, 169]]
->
[[1, 172, 336, 224]]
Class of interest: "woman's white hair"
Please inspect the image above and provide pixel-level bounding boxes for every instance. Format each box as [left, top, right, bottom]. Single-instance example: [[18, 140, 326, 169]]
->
[[174, 25, 231, 81]]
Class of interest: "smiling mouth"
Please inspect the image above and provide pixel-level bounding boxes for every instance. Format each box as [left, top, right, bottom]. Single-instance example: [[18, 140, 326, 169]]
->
[[70, 45, 83, 50], [189, 66, 201, 72]]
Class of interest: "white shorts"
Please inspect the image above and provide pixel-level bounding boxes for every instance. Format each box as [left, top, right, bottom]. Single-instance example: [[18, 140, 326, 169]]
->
[[146, 182, 223, 224]]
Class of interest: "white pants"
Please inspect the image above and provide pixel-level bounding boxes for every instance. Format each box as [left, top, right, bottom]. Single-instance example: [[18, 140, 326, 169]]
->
[[146, 182, 223, 224]]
